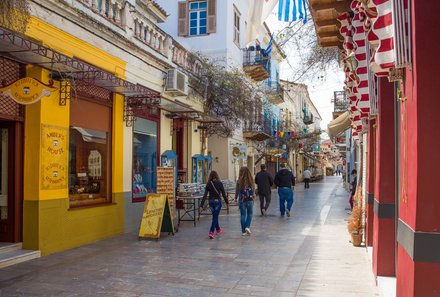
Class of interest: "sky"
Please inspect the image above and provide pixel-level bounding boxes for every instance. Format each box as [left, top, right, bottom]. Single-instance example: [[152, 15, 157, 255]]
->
[[266, 6, 345, 135]]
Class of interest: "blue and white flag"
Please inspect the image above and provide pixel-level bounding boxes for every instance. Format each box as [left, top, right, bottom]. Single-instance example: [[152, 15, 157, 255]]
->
[[278, 0, 308, 24], [265, 34, 273, 56]]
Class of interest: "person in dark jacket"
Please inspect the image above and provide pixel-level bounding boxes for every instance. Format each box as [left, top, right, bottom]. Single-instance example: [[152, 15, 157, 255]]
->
[[349, 169, 357, 210], [254, 164, 274, 216], [274, 163, 295, 217], [201, 171, 228, 239]]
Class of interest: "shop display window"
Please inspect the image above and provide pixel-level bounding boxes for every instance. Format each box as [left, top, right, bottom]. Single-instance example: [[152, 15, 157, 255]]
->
[[69, 127, 109, 207], [69, 98, 112, 208], [132, 118, 158, 200]]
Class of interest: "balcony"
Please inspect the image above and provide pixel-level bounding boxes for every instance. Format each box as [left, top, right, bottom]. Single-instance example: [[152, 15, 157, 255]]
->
[[264, 80, 284, 104], [332, 90, 349, 119], [243, 121, 271, 141], [303, 112, 314, 125], [242, 48, 270, 82]]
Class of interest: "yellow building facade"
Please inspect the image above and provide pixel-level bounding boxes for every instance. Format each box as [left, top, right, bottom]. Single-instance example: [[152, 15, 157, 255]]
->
[[1, 1, 212, 254], [15, 18, 126, 255]]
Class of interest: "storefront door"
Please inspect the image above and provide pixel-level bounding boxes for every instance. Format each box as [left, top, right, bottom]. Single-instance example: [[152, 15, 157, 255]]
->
[[0, 121, 16, 242]]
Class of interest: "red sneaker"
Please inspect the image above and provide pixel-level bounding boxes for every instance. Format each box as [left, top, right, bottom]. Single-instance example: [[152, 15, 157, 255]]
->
[[208, 232, 215, 239], [216, 228, 223, 235]]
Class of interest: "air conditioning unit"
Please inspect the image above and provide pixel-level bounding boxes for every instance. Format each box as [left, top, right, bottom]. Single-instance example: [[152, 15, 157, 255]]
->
[[165, 69, 188, 96]]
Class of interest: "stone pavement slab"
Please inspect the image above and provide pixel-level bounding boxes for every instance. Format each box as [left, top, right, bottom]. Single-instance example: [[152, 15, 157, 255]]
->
[[0, 177, 381, 297]]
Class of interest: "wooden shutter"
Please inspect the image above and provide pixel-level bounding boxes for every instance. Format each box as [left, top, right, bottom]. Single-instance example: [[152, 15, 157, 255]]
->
[[178, 1, 188, 36], [207, 0, 216, 33]]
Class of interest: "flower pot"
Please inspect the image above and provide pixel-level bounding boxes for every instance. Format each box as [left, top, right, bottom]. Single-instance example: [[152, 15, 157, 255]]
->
[[351, 233, 362, 247]]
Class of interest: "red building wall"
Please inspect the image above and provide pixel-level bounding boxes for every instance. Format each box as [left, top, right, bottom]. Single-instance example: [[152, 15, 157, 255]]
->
[[373, 78, 396, 277], [397, 1, 440, 296]]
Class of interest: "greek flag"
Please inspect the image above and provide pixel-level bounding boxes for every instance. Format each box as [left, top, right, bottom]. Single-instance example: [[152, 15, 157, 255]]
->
[[265, 34, 273, 56], [278, 0, 308, 24]]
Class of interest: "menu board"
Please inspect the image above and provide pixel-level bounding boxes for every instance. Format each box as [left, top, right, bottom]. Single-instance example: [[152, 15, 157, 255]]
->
[[156, 167, 175, 215]]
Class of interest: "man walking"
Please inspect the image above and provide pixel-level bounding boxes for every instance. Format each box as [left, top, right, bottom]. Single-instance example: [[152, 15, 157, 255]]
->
[[254, 164, 274, 216], [274, 163, 295, 217], [303, 168, 311, 189]]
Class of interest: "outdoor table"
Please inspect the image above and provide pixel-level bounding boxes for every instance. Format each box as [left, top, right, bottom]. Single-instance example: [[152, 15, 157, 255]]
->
[[176, 195, 202, 227]]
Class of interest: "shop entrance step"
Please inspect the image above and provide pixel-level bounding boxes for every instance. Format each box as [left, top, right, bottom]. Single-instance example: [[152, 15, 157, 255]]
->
[[0, 242, 40, 269]]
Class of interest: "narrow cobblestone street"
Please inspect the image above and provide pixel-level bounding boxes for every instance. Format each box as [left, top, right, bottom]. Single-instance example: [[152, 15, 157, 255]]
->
[[0, 177, 381, 297]]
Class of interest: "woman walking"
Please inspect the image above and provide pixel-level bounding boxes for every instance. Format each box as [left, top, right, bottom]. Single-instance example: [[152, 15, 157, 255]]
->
[[235, 167, 255, 236], [201, 171, 229, 239]]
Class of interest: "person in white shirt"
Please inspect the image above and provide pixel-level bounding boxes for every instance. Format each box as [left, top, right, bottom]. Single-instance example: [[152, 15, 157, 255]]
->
[[303, 168, 311, 189]]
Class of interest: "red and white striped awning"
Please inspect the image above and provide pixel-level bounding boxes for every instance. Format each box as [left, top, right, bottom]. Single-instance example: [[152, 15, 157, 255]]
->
[[368, 0, 395, 75]]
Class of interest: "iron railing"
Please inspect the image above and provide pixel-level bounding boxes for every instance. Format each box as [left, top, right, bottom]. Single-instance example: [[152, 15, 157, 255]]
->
[[242, 48, 270, 71], [333, 91, 349, 113]]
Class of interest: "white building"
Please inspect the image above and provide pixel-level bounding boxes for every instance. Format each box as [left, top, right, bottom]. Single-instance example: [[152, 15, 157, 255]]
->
[[158, 0, 277, 180]]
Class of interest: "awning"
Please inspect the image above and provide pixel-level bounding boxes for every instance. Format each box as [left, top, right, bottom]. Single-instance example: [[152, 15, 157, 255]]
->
[[0, 27, 159, 99], [72, 127, 107, 144], [160, 98, 223, 123], [303, 152, 321, 163], [327, 111, 351, 140]]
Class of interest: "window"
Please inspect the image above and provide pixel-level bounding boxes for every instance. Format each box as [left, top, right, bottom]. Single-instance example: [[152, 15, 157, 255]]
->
[[233, 7, 240, 46], [132, 118, 158, 200], [69, 99, 112, 208], [189, 1, 207, 36]]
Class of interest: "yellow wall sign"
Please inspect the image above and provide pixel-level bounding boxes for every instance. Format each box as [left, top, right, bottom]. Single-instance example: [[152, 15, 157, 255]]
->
[[41, 125, 68, 190], [0, 77, 57, 105], [139, 194, 174, 239]]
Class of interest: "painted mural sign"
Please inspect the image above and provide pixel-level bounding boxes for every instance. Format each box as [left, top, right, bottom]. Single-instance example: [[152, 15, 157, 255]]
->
[[156, 167, 175, 217], [0, 77, 57, 105], [138, 194, 174, 239], [41, 125, 68, 190], [231, 143, 247, 160]]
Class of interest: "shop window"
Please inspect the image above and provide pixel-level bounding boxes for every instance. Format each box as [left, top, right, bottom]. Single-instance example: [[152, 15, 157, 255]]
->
[[69, 98, 112, 208], [132, 118, 158, 201]]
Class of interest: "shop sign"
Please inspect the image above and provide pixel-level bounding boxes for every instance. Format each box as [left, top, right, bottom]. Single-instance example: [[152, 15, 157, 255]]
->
[[139, 194, 174, 239], [157, 167, 175, 218], [0, 77, 57, 105], [41, 125, 68, 190], [231, 143, 247, 160]]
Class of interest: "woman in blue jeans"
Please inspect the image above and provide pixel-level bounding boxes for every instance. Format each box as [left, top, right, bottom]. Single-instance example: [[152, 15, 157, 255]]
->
[[201, 171, 228, 239], [235, 167, 255, 236]]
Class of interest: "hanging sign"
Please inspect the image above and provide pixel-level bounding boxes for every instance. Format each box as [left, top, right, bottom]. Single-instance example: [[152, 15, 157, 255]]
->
[[41, 125, 68, 190], [0, 77, 57, 105], [139, 194, 174, 239]]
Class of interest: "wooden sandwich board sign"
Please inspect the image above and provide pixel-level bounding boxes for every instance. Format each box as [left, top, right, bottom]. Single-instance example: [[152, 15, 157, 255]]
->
[[139, 194, 174, 239]]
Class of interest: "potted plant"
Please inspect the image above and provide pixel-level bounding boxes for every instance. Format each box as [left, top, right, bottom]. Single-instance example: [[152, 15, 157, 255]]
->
[[347, 186, 363, 246]]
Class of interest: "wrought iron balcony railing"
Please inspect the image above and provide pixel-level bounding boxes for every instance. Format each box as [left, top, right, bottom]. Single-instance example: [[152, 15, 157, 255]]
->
[[242, 48, 270, 81], [303, 112, 314, 125], [333, 90, 349, 113]]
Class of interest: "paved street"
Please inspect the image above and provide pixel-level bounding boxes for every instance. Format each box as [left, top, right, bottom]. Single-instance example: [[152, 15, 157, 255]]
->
[[0, 177, 381, 297]]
